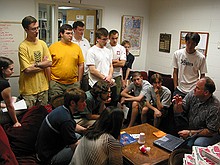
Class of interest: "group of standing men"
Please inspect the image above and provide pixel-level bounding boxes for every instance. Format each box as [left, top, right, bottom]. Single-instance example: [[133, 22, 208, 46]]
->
[[18, 16, 133, 109]]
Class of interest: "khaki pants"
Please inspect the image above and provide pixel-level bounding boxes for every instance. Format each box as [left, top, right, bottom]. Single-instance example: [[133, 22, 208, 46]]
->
[[49, 80, 80, 100], [21, 90, 48, 108]]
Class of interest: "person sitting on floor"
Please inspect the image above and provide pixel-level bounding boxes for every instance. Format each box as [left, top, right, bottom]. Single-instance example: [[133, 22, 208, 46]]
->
[[35, 88, 87, 165], [142, 73, 171, 128], [78, 80, 111, 127], [70, 107, 124, 165], [0, 56, 21, 127], [120, 71, 151, 127], [173, 77, 220, 147]]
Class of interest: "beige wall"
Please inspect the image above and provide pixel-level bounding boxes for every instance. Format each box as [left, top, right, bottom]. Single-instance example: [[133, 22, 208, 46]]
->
[[67, 9, 97, 44], [147, 0, 220, 98]]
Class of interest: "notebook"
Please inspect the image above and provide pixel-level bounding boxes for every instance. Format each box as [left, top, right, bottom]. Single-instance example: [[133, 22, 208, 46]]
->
[[153, 134, 188, 152]]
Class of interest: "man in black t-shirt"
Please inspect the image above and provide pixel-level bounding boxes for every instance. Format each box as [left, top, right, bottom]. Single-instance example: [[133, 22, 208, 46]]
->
[[121, 40, 135, 89]]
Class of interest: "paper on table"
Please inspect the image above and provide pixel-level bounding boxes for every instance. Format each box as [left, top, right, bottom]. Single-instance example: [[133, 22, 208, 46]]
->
[[153, 131, 167, 138], [130, 134, 140, 139], [2, 99, 27, 112]]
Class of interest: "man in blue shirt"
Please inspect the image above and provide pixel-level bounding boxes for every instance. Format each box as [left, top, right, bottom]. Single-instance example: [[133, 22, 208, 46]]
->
[[36, 88, 87, 165]]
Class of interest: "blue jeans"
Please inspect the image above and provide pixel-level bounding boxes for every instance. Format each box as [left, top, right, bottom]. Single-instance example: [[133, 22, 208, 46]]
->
[[187, 134, 220, 147]]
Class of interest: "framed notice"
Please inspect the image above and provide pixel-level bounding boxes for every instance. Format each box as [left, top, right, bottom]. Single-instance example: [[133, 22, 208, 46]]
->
[[121, 15, 143, 56], [179, 31, 209, 57], [159, 33, 171, 53]]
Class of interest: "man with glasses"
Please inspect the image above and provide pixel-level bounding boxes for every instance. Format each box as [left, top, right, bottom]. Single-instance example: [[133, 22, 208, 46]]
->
[[121, 72, 151, 127], [86, 28, 114, 88], [173, 77, 220, 147], [18, 16, 52, 108], [78, 80, 111, 127], [49, 24, 84, 100], [142, 74, 171, 128]]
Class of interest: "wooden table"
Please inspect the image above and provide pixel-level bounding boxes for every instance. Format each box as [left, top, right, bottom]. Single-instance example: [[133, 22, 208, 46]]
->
[[122, 123, 170, 165]]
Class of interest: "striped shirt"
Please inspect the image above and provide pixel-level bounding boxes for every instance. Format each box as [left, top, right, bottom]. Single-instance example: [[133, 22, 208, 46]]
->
[[70, 133, 123, 165]]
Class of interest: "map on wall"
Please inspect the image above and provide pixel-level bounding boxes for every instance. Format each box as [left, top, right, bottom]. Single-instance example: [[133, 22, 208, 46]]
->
[[121, 15, 143, 56]]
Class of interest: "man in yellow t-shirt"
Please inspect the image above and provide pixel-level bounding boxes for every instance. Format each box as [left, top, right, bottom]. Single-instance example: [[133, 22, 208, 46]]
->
[[49, 24, 84, 100], [19, 16, 52, 108]]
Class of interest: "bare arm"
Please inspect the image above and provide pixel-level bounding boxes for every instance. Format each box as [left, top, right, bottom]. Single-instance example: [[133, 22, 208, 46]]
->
[[78, 63, 84, 82], [155, 91, 163, 110], [69, 140, 79, 151], [112, 59, 126, 68], [105, 63, 113, 83], [125, 95, 144, 102], [124, 68, 131, 82], [146, 101, 159, 112], [85, 114, 100, 120], [24, 60, 52, 73], [1, 88, 21, 127], [88, 65, 106, 80], [173, 68, 178, 89], [121, 87, 134, 98], [178, 128, 215, 139], [75, 124, 86, 134], [173, 95, 184, 113]]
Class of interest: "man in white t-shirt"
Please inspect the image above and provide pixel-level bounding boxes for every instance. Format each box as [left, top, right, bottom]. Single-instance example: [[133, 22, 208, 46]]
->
[[172, 32, 207, 132], [106, 30, 126, 106], [72, 21, 91, 91], [86, 28, 114, 88], [172, 32, 207, 98]]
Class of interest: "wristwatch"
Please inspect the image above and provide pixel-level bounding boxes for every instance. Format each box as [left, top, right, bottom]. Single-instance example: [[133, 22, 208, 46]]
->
[[34, 62, 39, 67]]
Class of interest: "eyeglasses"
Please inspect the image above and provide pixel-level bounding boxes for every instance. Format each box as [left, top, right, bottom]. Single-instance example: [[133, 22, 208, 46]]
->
[[103, 90, 112, 94], [29, 27, 39, 31]]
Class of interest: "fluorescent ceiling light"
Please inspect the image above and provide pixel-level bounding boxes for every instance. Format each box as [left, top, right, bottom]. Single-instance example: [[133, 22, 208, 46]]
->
[[58, 6, 79, 10]]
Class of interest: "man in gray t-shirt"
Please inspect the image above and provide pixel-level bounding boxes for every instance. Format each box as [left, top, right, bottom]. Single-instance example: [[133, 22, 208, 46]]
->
[[121, 72, 151, 127], [142, 74, 171, 128]]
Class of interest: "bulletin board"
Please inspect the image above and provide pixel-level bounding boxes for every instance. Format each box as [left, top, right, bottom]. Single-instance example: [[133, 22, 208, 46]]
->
[[179, 31, 209, 57], [0, 22, 25, 76], [121, 15, 143, 56], [159, 33, 171, 53]]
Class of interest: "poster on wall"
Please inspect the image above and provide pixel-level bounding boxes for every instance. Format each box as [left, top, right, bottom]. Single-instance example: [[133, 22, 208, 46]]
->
[[121, 15, 143, 56], [159, 33, 171, 53], [179, 31, 209, 57]]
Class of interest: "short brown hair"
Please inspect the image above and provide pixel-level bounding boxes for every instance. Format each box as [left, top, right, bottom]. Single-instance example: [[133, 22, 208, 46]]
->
[[64, 88, 86, 107], [151, 73, 163, 83], [22, 16, 37, 29]]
